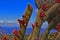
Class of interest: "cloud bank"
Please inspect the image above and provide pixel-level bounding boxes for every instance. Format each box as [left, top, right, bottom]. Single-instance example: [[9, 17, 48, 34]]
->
[[0, 20, 19, 27]]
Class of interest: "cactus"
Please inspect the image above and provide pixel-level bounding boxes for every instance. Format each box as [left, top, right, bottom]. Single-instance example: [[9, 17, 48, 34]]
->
[[14, 0, 60, 40], [17, 4, 33, 40], [1, 0, 60, 40]]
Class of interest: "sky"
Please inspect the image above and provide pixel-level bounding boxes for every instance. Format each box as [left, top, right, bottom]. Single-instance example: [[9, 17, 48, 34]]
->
[[0, 0, 48, 28]]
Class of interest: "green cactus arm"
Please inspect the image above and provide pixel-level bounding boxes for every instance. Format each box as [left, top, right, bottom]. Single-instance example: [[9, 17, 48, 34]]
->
[[17, 4, 33, 40]]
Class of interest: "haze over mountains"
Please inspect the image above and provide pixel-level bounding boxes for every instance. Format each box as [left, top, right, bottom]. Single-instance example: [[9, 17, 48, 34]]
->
[[0, 20, 48, 28]]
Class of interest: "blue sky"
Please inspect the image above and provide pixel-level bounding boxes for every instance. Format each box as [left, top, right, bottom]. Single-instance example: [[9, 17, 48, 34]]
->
[[0, 0, 36, 20], [0, 0, 48, 28]]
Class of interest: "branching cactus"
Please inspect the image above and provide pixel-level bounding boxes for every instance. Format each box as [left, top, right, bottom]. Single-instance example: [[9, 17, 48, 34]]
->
[[27, 1, 59, 40], [1, 0, 60, 40], [13, 0, 60, 40], [27, 1, 60, 40], [13, 4, 33, 40], [18, 4, 33, 40]]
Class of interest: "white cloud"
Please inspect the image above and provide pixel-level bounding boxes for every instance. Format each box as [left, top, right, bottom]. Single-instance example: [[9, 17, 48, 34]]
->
[[0, 20, 18, 27], [0, 20, 17, 23], [7, 21, 17, 23], [0, 20, 4, 23]]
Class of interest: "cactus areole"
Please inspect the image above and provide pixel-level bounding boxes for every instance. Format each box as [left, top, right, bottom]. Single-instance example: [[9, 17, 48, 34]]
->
[[56, 0, 60, 3]]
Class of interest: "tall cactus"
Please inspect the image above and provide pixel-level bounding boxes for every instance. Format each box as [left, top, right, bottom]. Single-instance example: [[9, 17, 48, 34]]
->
[[27, 0, 53, 40], [14, 0, 60, 40], [28, 2, 60, 40], [16, 4, 33, 40]]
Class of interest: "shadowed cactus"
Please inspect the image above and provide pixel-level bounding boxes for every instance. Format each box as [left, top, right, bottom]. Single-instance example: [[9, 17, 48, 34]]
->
[[27, 0, 60, 40]]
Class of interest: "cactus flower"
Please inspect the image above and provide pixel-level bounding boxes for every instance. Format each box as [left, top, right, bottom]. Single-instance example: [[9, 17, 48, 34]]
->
[[18, 19, 23, 24], [32, 22, 38, 28], [40, 12, 45, 20], [28, 4, 30, 10], [41, 4, 48, 11], [13, 29, 18, 37], [22, 15, 26, 18], [56, 23, 60, 32], [3, 35, 7, 40], [32, 24, 35, 28], [56, 0, 60, 3], [41, 4, 45, 10], [35, 22, 38, 27], [18, 19, 27, 26], [14, 37, 17, 40]]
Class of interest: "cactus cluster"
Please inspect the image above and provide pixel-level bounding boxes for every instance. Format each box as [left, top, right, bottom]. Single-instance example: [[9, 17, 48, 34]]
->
[[0, 0, 60, 40]]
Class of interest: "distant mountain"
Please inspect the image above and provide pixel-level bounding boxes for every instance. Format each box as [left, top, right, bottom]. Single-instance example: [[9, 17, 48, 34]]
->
[[0, 27, 57, 35]]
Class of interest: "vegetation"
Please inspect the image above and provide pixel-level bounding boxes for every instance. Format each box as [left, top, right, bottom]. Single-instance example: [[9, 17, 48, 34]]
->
[[0, 0, 60, 40]]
